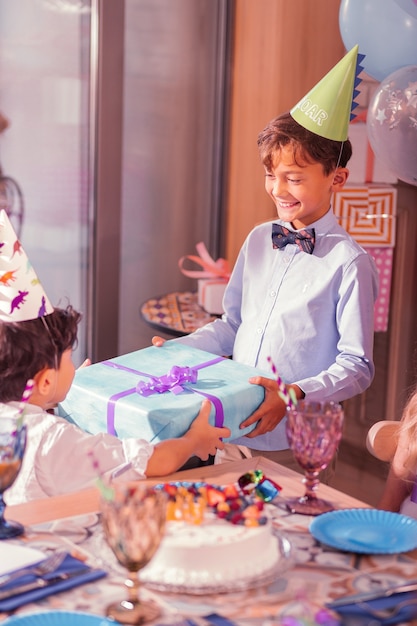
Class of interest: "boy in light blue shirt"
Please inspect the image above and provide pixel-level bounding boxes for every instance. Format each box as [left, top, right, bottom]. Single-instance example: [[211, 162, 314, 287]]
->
[[154, 46, 379, 462]]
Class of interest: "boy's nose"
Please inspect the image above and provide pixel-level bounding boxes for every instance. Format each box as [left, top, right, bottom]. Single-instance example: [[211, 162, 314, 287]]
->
[[272, 178, 285, 197]]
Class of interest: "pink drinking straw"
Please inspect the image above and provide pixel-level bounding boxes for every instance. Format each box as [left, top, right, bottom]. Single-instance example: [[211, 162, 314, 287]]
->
[[16, 378, 35, 429], [267, 357, 296, 409]]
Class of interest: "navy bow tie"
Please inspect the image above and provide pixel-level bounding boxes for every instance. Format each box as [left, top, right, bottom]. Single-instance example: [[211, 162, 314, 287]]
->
[[272, 223, 316, 254]]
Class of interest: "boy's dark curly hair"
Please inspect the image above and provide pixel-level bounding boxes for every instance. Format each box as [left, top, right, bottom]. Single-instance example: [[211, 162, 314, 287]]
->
[[257, 111, 352, 176], [0, 305, 81, 403]]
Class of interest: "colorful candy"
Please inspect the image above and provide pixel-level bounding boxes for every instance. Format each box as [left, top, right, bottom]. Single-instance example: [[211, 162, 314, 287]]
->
[[156, 470, 281, 525]]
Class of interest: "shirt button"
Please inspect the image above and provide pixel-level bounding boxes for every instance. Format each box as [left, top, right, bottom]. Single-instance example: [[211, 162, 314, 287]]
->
[[257, 327, 263, 334], [270, 290, 276, 298]]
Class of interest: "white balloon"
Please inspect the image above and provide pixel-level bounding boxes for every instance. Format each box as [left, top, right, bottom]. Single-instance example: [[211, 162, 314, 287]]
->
[[367, 65, 417, 186]]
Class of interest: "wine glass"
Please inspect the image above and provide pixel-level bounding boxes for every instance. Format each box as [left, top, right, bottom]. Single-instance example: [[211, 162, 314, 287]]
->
[[0, 416, 27, 539], [285, 400, 344, 516], [100, 482, 167, 625]]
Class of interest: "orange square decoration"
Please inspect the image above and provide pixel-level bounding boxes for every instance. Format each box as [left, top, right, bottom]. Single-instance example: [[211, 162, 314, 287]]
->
[[333, 186, 397, 247]]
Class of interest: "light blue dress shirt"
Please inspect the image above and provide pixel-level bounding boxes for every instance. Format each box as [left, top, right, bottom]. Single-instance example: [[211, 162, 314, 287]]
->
[[175, 209, 379, 450]]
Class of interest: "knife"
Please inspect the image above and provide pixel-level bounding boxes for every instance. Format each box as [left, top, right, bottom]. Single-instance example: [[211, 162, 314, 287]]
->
[[0, 567, 95, 601], [327, 579, 417, 609]]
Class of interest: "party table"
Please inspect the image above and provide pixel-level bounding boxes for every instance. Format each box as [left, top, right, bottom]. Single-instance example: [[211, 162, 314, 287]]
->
[[140, 291, 219, 337], [2, 457, 417, 625]]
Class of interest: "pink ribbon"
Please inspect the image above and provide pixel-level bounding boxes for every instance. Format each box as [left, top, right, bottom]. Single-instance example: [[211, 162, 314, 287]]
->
[[178, 241, 231, 280], [102, 357, 225, 436]]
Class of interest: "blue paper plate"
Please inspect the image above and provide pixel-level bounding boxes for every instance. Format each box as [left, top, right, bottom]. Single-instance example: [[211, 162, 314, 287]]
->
[[2, 611, 116, 625], [310, 508, 417, 554]]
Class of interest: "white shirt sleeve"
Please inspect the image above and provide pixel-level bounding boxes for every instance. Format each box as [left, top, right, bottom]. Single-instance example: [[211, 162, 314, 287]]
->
[[5, 405, 155, 504]]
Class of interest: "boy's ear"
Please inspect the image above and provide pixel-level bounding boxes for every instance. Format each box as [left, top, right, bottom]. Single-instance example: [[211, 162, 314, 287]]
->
[[331, 168, 349, 190], [34, 368, 56, 398]]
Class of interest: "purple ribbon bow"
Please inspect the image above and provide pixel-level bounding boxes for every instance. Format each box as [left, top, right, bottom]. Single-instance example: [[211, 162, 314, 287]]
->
[[102, 356, 225, 436], [136, 365, 198, 396]]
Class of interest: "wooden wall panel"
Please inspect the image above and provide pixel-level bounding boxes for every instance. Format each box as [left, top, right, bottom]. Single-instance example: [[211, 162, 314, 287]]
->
[[225, 0, 345, 263]]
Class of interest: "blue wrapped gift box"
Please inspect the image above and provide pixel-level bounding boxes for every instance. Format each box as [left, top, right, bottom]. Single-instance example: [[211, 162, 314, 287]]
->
[[59, 343, 273, 442]]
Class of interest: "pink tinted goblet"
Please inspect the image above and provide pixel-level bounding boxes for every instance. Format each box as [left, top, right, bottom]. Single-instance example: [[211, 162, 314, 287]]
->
[[285, 400, 344, 515], [100, 483, 167, 625]]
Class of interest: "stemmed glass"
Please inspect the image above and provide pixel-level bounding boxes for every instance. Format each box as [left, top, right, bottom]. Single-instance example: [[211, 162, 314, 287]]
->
[[100, 482, 167, 625], [0, 416, 27, 539], [285, 400, 344, 515]]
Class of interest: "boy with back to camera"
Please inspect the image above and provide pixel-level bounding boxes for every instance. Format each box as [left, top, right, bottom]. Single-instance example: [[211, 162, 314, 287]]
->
[[0, 210, 230, 504], [377, 386, 417, 520], [153, 46, 379, 468]]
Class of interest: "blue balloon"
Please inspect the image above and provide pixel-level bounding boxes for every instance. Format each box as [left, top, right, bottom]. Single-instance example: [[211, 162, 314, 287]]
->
[[339, 0, 417, 82]]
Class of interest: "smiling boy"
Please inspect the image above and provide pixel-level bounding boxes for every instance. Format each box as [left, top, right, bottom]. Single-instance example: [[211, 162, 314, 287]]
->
[[153, 46, 379, 464]]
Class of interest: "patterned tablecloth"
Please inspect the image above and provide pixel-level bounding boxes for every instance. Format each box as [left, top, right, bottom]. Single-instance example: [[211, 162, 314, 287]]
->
[[141, 292, 218, 337], [1, 496, 417, 625]]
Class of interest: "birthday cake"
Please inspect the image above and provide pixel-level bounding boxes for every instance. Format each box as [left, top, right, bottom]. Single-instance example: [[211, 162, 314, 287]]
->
[[139, 477, 284, 591], [139, 515, 279, 590]]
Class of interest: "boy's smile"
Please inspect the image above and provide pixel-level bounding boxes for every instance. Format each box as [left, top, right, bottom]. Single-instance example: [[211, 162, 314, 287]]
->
[[264, 144, 348, 229]]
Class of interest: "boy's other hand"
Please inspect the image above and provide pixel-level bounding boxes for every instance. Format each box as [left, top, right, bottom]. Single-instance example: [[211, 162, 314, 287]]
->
[[240, 376, 287, 438], [78, 358, 91, 369], [185, 399, 231, 459], [152, 336, 166, 347]]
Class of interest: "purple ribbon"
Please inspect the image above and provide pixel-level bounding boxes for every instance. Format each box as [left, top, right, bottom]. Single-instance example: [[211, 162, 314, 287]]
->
[[103, 357, 225, 436], [136, 365, 198, 396]]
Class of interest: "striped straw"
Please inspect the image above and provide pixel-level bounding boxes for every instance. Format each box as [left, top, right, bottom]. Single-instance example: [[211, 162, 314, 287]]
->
[[267, 357, 296, 409], [16, 378, 35, 429]]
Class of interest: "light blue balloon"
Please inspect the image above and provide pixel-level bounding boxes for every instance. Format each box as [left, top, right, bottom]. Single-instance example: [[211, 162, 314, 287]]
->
[[339, 0, 417, 82]]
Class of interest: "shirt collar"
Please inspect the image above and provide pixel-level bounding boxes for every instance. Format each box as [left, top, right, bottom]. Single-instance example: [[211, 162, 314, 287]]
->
[[280, 207, 337, 237]]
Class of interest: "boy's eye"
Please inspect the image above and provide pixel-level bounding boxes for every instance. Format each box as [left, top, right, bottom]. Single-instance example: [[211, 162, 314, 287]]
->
[[287, 178, 301, 184]]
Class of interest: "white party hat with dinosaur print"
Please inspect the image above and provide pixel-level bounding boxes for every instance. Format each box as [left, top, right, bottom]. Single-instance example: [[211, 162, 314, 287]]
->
[[0, 209, 53, 322]]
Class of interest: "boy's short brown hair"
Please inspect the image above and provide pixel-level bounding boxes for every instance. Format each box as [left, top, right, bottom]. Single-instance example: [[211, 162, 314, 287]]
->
[[257, 111, 352, 176], [0, 305, 81, 402]]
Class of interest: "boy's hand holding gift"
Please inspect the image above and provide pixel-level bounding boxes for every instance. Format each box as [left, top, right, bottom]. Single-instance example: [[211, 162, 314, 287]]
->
[[242, 363, 303, 438], [183, 399, 230, 459]]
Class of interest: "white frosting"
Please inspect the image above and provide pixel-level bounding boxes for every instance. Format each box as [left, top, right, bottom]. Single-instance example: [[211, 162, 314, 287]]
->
[[140, 516, 279, 588]]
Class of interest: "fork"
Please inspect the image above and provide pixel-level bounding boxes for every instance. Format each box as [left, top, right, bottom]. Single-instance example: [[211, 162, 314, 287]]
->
[[0, 550, 67, 587]]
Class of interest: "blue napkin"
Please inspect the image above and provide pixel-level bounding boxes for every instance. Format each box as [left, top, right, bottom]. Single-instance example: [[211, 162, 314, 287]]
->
[[327, 590, 417, 625], [0, 553, 107, 612], [202, 615, 237, 626]]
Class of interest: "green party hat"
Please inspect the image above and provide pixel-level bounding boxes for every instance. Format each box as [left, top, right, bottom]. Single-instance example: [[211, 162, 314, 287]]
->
[[290, 45, 365, 141]]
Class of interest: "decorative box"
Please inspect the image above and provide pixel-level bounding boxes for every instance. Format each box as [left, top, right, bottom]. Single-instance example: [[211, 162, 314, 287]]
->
[[179, 241, 230, 315], [59, 343, 272, 443], [198, 278, 227, 315], [333, 185, 397, 247], [365, 247, 393, 333], [333, 184, 397, 333]]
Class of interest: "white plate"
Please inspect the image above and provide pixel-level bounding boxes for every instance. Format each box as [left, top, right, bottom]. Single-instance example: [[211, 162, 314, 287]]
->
[[2, 611, 114, 625], [0, 544, 45, 577], [310, 508, 417, 554]]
